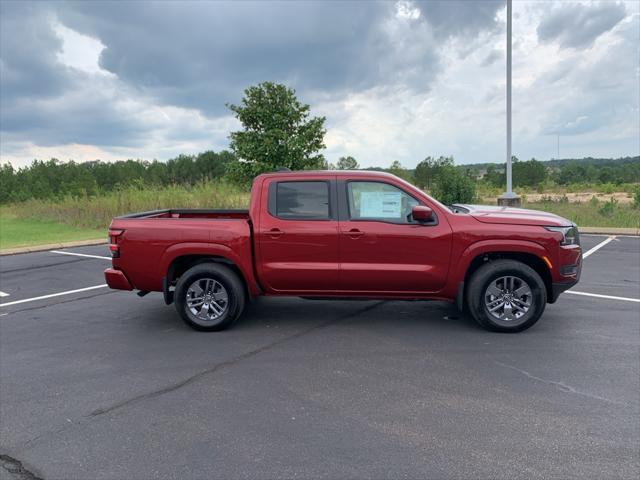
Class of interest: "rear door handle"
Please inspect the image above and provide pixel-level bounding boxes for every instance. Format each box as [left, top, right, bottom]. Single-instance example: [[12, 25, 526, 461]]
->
[[268, 228, 284, 239], [344, 229, 364, 239]]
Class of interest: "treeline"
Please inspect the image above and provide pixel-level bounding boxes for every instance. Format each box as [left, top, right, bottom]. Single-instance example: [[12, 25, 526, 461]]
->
[[0, 151, 236, 203], [467, 156, 640, 188], [2, 152, 639, 205]]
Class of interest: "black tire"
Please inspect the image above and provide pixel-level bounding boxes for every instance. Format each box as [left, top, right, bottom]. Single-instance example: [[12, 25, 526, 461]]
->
[[466, 259, 546, 333], [174, 263, 246, 331]]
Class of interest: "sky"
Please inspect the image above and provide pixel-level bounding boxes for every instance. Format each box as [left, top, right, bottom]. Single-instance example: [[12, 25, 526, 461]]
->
[[0, 0, 638, 169]]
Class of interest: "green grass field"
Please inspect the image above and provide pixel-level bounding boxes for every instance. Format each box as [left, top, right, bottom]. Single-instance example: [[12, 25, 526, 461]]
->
[[1, 181, 638, 250], [0, 211, 104, 250], [524, 200, 639, 229]]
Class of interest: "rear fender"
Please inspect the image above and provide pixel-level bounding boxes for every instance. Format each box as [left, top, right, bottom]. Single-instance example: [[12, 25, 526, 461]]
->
[[160, 242, 260, 296]]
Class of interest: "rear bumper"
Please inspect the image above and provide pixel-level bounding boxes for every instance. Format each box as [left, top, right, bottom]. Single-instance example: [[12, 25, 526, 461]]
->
[[104, 268, 133, 291]]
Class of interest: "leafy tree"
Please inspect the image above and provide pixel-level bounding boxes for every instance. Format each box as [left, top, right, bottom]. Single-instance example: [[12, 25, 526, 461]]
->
[[336, 156, 359, 170], [484, 163, 505, 187], [414, 156, 454, 191], [387, 161, 413, 182], [226, 82, 326, 184], [513, 158, 547, 187], [431, 164, 476, 205]]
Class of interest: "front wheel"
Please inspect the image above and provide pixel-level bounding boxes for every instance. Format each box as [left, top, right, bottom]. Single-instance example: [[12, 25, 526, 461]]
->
[[174, 263, 246, 331], [466, 259, 547, 333]]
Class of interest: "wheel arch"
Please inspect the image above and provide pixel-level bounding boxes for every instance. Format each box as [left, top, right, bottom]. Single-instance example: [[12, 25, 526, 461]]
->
[[160, 243, 260, 303], [463, 252, 552, 302], [456, 240, 553, 307]]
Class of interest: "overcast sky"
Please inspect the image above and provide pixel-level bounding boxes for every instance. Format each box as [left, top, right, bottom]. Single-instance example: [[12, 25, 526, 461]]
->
[[1, 0, 638, 168]]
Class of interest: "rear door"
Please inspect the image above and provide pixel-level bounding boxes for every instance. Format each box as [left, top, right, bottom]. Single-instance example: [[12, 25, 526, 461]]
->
[[256, 176, 340, 293], [337, 179, 452, 293]]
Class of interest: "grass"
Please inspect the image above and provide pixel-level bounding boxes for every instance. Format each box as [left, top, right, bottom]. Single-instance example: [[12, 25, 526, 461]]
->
[[1, 181, 250, 249], [3, 181, 251, 231], [1, 181, 638, 251], [0, 210, 104, 250], [523, 199, 640, 229]]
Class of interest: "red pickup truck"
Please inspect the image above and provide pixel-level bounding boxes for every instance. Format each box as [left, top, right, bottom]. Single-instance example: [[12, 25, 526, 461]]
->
[[105, 170, 582, 333]]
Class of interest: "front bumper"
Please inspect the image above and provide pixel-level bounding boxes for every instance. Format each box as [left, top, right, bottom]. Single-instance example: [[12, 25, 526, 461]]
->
[[550, 260, 582, 303], [104, 268, 133, 291]]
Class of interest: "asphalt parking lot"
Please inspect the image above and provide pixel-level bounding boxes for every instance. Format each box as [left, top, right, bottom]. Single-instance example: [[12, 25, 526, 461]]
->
[[1, 235, 638, 479]]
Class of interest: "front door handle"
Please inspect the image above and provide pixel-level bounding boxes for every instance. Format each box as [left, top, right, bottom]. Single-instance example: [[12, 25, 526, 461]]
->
[[345, 228, 364, 239], [268, 228, 284, 239]]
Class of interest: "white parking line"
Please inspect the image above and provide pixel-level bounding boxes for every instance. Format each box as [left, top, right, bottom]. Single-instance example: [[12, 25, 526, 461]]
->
[[0, 284, 108, 308], [50, 250, 111, 260], [0, 291, 9, 297], [582, 236, 616, 258], [566, 290, 640, 303]]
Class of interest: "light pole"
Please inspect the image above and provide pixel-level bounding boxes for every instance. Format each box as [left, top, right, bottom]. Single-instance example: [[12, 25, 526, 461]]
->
[[498, 0, 521, 207]]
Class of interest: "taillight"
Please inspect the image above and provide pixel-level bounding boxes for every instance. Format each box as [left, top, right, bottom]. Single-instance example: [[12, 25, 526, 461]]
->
[[108, 229, 124, 258]]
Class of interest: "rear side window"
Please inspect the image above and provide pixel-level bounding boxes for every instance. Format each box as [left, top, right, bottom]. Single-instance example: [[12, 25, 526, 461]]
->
[[274, 181, 330, 219]]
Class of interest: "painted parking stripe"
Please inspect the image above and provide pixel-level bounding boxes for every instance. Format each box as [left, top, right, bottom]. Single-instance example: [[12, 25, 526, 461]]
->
[[0, 291, 9, 297], [582, 236, 616, 259], [566, 290, 640, 303], [50, 250, 111, 260], [0, 284, 108, 308]]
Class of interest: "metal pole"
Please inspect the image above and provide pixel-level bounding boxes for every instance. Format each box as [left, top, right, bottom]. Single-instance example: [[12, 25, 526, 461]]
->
[[505, 0, 513, 196]]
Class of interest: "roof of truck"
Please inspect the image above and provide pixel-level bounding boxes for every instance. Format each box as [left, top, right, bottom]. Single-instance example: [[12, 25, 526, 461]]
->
[[258, 170, 398, 179]]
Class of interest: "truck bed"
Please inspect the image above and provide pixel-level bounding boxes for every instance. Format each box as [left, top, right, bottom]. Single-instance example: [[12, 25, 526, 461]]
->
[[108, 209, 254, 292], [115, 208, 249, 220]]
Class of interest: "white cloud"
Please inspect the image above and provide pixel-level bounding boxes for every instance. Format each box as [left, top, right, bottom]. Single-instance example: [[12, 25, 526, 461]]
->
[[54, 22, 108, 75]]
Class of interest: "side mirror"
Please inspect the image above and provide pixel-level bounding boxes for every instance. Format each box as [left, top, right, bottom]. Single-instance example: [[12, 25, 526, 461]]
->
[[412, 205, 434, 223]]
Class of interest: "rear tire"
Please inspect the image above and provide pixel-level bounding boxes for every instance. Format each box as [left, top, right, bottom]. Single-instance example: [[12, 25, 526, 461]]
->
[[174, 263, 246, 331], [466, 259, 546, 333]]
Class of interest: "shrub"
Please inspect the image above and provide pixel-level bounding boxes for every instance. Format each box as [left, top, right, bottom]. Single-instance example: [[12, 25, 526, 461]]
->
[[633, 187, 640, 209], [431, 165, 476, 204], [599, 197, 618, 217]]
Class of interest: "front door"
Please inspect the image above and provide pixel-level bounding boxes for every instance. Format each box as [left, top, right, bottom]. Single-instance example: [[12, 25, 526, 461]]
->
[[338, 180, 452, 293], [257, 177, 340, 293]]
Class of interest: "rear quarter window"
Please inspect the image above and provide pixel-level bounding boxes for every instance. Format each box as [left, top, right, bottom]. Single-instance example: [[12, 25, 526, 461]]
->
[[269, 181, 330, 220]]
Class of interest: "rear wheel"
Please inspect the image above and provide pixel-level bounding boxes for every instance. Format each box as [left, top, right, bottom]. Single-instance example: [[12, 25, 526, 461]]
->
[[174, 263, 245, 331], [466, 259, 546, 332]]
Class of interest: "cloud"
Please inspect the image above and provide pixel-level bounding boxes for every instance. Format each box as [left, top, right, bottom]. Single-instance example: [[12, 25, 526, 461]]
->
[[54, 0, 505, 113], [0, 0, 638, 168], [416, 0, 504, 38], [0, 2, 70, 101], [537, 1, 627, 49], [481, 49, 502, 67]]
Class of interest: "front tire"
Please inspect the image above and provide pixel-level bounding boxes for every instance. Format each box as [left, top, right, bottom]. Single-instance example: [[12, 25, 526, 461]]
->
[[174, 263, 246, 331], [466, 259, 546, 333]]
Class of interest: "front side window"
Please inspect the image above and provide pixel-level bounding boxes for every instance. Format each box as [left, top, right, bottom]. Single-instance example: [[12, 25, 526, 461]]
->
[[347, 181, 419, 223], [275, 181, 329, 219]]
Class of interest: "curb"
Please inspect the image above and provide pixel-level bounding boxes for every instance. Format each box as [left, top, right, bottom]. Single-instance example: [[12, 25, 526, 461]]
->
[[0, 238, 107, 256], [579, 227, 639, 236]]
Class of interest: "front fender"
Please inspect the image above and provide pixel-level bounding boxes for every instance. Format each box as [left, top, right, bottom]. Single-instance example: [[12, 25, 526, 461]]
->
[[445, 239, 550, 298]]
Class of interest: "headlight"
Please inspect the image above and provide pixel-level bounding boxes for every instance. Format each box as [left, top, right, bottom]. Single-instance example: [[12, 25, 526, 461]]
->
[[545, 226, 580, 246]]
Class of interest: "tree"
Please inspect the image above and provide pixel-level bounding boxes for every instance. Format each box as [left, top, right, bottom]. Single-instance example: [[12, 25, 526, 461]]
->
[[513, 158, 547, 188], [226, 82, 326, 184], [414, 156, 454, 191], [336, 156, 359, 170], [388, 161, 413, 182], [431, 165, 476, 205]]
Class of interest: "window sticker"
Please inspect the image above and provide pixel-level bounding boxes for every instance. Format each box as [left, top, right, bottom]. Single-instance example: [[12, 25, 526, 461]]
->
[[359, 191, 402, 218]]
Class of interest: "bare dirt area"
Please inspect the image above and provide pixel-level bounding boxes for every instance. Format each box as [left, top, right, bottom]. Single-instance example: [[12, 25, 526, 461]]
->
[[523, 191, 633, 204]]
